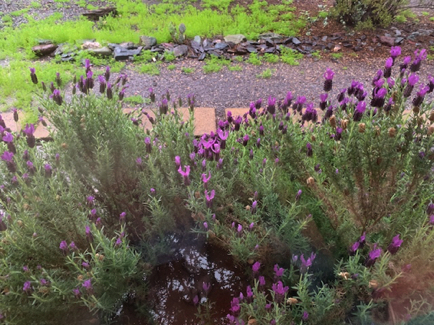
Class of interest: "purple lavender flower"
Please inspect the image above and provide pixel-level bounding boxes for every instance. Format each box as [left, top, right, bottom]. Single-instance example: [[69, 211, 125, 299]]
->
[[258, 276, 265, 286], [23, 281, 32, 293], [404, 74, 419, 98], [86, 196, 95, 207], [251, 201, 257, 214], [271, 281, 289, 303], [306, 143, 313, 157], [106, 82, 113, 99], [44, 164, 52, 177], [104, 66, 110, 82], [252, 261, 261, 275], [300, 252, 316, 271], [203, 282, 211, 296], [115, 237, 122, 247], [82, 279, 93, 294], [371, 88, 387, 108], [413, 85, 430, 107], [202, 171, 211, 189], [29, 67, 38, 84], [427, 203, 434, 215], [359, 232, 366, 248], [295, 189, 302, 201], [59, 240, 68, 253], [69, 241, 77, 251], [2, 132, 13, 143], [193, 295, 199, 306], [323, 68, 334, 92], [274, 264, 284, 278], [319, 93, 328, 111], [174, 156, 181, 168], [410, 49, 427, 72], [23, 265, 29, 272], [40, 278, 49, 286], [1, 151, 13, 163], [348, 241, 360, 256], [73, 287, 81, 298], [353, 101, 366, 121], [387, 234, 403, 255], [302, 311, 309, 321], [85, 225, 93, 243], [302, 103, 318, 123], [230, 297, 240, 315], [365, 244, 382, 267], [384, 57, 393, 78], [267, 97, 276, 114], [390, 46, 401, 60], [242, 134, 249, 146], [205, 189, 215, 208], [237, 224, 243, 234], [119, 212, 126, 222], [82, 262, 90, 269]]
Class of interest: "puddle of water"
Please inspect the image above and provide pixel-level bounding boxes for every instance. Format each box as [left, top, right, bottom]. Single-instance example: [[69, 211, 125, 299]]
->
[[115, 233, 247, 324]]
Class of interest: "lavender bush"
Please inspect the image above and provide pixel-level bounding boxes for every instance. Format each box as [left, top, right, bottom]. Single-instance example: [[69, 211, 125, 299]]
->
[[0, 47, 433, 324]]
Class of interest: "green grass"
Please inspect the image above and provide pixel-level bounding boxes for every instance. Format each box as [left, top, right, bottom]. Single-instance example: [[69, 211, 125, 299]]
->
[[124, 95, 145, 105], [263, 53, 279, 63], [31, 2, 42, 8], [247, 53, 262, 65], [203, 56, 231, 73], [167, 64, 176, 70], [280, 47, 303, 65], [138, 63, 160, 75], [164, 51, 176, 62], [256, 68, 275, 78], [0, 0, 308, 114], [312, 50, 321, 60], [228, 64, 242, 71], [430, 17, 434, 21], [233, 56, 244, 62], [422, 11, 429, 16], [331, 52, 343, 60], [181, 67, 194, 73]]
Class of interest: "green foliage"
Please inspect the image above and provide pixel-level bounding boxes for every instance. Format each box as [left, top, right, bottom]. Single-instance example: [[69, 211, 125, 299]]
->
[[280, 47, 303, 65], [138, 63, 160, 75], [232, 56, 244, 62], [164, 50, 176, 62], [167, 64, 176, 70], [228, 64, 242, 71], [202, 56, 230, 73], [30, 2, 42, 8], [256, 68, 275, 79], [247, 53, 262, 65], [312, 50, 322, 60], [181, 67, 194, 74], [263, 53, 279, 63], [124, 95, 145, 105], [331, 0, 407, 28], [331, 52, 343, 60]]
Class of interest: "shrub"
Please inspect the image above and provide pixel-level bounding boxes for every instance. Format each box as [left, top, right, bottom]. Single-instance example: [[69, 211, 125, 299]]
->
[[1, 47, 434, 324], [331, 0, 407, 28]]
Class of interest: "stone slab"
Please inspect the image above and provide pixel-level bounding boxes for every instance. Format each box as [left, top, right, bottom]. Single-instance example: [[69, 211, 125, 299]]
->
[[178, 107, 216, 136]]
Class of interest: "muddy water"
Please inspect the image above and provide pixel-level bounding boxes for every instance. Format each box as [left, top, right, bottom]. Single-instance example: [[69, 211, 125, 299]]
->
[[148, 234, 246, 324], [116, 233, 247, 324]]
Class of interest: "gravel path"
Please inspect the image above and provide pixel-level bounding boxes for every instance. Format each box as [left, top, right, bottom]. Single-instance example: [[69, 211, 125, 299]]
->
[[121, 56, 434, 120]]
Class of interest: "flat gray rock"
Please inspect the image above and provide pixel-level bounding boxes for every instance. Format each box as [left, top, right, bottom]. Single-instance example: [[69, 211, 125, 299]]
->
[[224, 34, 246, 44], [139, 36, 157, 50]]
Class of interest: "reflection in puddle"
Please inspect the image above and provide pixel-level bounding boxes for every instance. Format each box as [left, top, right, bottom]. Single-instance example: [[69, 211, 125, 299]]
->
[[148, 234, 246, 325]]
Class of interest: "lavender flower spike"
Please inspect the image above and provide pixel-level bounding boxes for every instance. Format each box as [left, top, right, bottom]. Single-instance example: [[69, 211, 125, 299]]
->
[[387, 234, 403, 255], [205, 189, 215, 208], [30, 67, 38, 84], [323, 68, 334, 92], [178, 165, 191, 186], [365, 244, 382, 267]]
